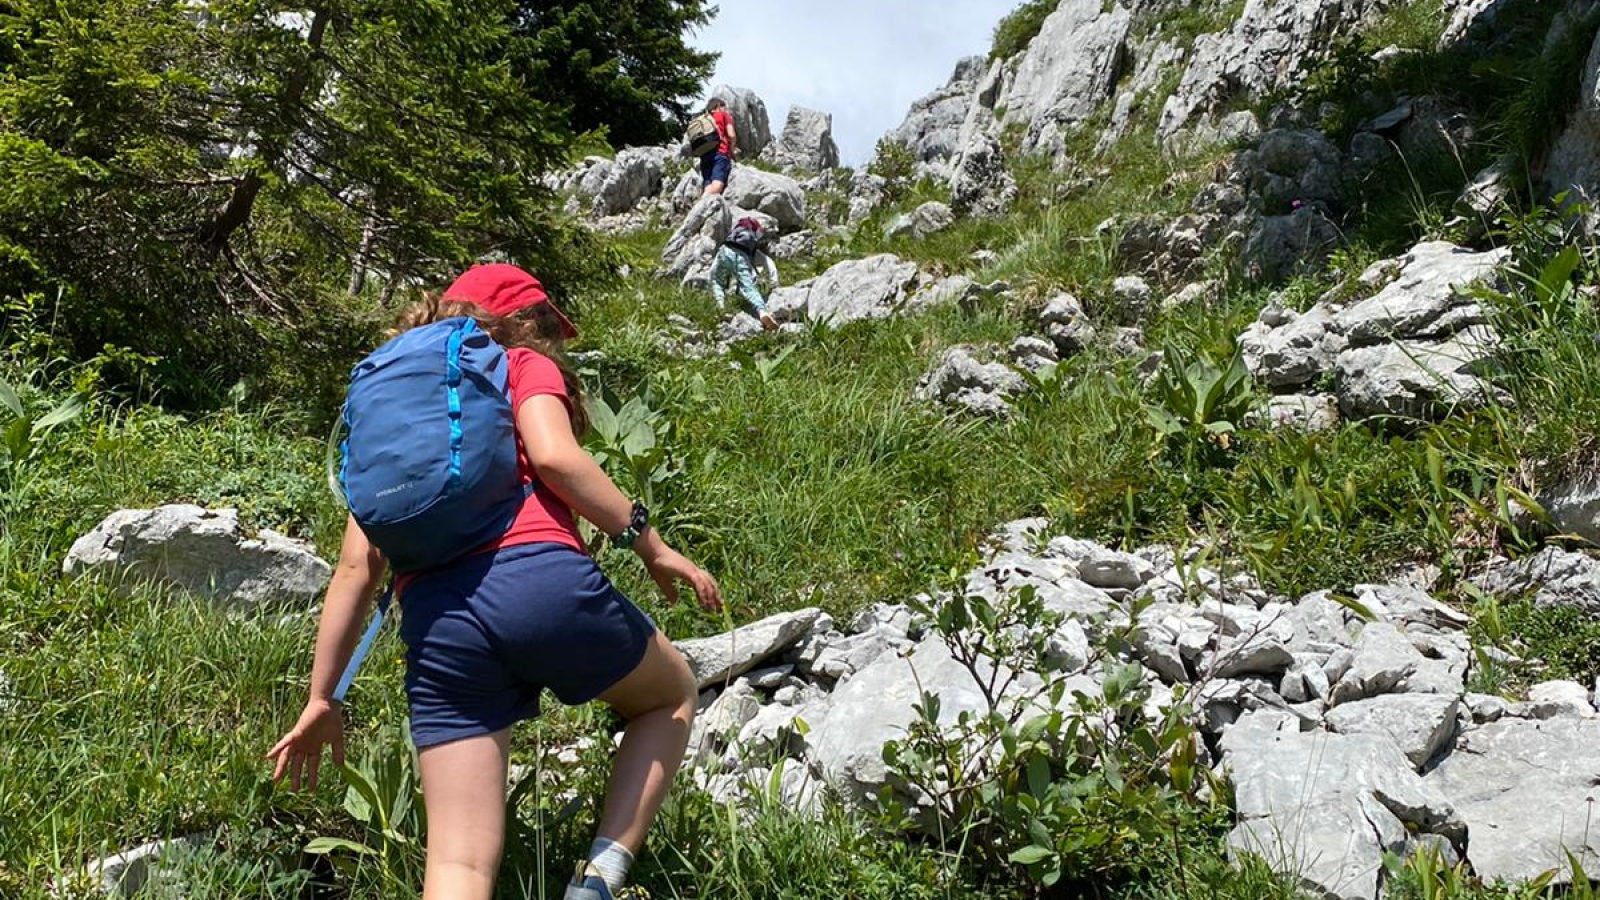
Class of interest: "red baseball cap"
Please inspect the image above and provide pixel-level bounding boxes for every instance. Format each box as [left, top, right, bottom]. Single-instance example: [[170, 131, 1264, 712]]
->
[[443, 263, 578, 339]]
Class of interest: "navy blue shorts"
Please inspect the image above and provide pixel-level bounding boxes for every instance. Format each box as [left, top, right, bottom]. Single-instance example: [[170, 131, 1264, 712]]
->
[[700, 151, 731, 186], [398, 542, 656, 748]]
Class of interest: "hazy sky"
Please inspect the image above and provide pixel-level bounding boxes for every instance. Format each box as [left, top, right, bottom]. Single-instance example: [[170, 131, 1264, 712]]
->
[[690, 0, 1019, 166]]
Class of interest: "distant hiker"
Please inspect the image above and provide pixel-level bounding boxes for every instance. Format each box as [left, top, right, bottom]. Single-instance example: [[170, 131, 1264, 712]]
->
[[268, 263, 720, 900], [711, 216, 779, 331], [690, 97, 736, 197]]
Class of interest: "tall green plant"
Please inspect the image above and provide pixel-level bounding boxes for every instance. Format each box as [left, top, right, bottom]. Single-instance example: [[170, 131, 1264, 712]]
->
[[1144, 344, 1255, 458], [583, 386, 687, 515], [0, 378, 84, 473], [304, 726, 427, 887]]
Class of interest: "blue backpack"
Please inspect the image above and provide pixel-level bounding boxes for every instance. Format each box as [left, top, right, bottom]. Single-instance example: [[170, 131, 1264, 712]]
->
[[331, 317, 527, 699]]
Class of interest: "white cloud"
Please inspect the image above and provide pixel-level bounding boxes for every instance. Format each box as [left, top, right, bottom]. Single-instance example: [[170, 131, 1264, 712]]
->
[[690, 0, 1017, 166]]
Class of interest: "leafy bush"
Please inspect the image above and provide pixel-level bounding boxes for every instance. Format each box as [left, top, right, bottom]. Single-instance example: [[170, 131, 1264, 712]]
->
[[881, 582, 1220, 892], [990, 0, 1060, 61], [865, 137, 919, 208]]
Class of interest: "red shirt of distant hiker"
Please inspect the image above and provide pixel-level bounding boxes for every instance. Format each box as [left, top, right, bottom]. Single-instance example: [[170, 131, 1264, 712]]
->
[[442, 263, 585, 555], [712, 106, 733, 155]]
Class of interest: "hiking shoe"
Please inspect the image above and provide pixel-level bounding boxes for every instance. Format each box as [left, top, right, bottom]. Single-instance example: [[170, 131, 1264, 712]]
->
[[759, 313, 778, 332], [563, 863, 651, 900]]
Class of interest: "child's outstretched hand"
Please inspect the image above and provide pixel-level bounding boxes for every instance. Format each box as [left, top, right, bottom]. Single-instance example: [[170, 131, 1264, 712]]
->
[[267, 699, 345, 791]]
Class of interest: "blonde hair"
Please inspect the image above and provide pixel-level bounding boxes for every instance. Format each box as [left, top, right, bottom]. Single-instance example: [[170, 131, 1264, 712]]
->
[[392, 295, 589, 435]]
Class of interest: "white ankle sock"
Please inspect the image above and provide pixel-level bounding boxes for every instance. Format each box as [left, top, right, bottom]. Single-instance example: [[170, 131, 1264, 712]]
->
[[586, 837, 634, 892]]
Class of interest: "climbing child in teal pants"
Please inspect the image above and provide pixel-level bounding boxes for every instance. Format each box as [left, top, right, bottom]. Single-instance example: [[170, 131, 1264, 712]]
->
[[711, 216, 779, 332]]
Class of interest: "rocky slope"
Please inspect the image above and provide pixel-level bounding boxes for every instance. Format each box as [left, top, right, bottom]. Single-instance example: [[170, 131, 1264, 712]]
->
[[62, 0, 1600, 895]]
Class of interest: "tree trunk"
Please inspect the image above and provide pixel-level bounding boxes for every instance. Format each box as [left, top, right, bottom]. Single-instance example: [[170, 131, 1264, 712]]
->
[[199, 7, 330, 253], [347, 211, 377, 297]]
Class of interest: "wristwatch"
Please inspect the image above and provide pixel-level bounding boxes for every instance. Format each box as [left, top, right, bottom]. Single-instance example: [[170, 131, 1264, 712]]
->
[[611, 501, 650, 550]]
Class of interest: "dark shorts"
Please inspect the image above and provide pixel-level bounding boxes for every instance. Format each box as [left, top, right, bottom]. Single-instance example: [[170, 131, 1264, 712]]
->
[[700, 151, 732, 186], [399, 542, 656, 748]]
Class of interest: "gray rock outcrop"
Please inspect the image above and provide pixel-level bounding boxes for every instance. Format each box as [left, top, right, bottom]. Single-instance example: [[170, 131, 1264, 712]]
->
[[1040, 293, 1097, 356], [676, 608, 824, 689], [1224, 711, 1465, 900], [660, 195, 731, 281], [1427, 717, 1600, 884], [1537, 475, 1600, 545], [1158, 0, 1381, 140], [563, 146, 671, 217], [808, 634, 1041, 810], [1471, 547, 1600, 614], [63, 505, 329, 609], [708, 85, 773, 158], [722, 167, 806, 231], [1334, 326, 1501, 419], [999, 0, 1132, 158], [664, 513, 1600, 894], [763, 106, 840, 174], [884, 201, 955, 240], [883, 56, 990, 166], [949, 130, 1017, 218], [916, 345, 1026, 417], [1236, 241, 1510, 422], [766, 254, 922, 327], [1544, 28, 1600, 233]]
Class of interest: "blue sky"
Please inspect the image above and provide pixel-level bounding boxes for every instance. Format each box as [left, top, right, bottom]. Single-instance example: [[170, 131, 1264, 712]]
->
[[690, 0, 1019, 166]]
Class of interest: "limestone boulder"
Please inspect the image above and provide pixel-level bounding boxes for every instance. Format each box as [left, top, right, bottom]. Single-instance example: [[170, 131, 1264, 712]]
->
[[63, 505, 329, 609], [571, 146, 670, 217], [1223, 710, 1464, 900], [722, 167, 806, 231], [660, 195, 730, 281], [1471, 547, 1600, 615], [763, 106, 840, 174], [1427, 717, 1600, 884], [708, 85, 773, 158], [1333, 325, 1502, 420], [1009, 336, 1060, 373], [915, 345, 1026, 418], [884, 201, 955, 241], [949, 130, 1016, 219], [1537, 475, 1600, 546], [1324, 693, 1461, 768], [1256, 392, 1341, 431], [1544, 28, 1600, 233], [1239, 303, 1345, 388], [1040, 293, 1097, 356], [1332, 243, 1507, 345], [808, 634, 1043, 810], [86, 835, 209, 898], [766, 254, 922, 327], [1240, 206, 1341, 282], [847, 173, 889, 226], [676, 608, 824, 689]]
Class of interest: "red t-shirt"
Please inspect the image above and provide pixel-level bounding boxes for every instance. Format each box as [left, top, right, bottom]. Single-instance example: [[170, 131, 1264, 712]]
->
[[712, 108, 733, 156], [479, 347, 586, 555]]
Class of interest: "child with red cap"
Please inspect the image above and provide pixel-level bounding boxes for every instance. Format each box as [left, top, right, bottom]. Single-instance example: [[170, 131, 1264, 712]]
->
[[270, 263, 718, 900]]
